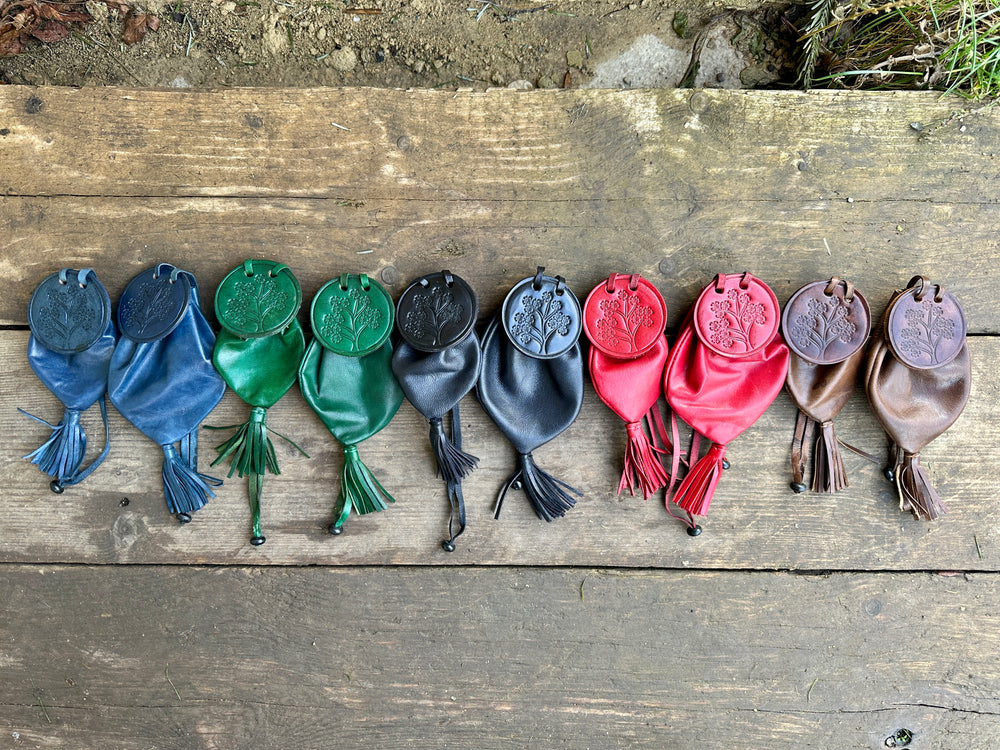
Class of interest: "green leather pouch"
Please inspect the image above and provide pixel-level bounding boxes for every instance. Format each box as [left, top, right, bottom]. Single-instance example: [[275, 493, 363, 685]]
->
[[209, 260, 307, 545], [298, 273, 404, 535]]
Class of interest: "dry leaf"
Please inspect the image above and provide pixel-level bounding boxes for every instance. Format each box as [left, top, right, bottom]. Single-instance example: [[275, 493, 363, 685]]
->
[[30, 18, 69, 41], [121, 10, 158, 45]]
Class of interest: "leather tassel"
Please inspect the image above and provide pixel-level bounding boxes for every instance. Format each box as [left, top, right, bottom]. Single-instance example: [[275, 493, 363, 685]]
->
[[21, 407, 86, 482], [330, 444, 395, 533], [812, 421, 848, 493], [673, 442, 726, 518], [210, 407, 278, 478], [494, 452, 581, 522], [207, 407, 307, 545], [619, 420, 670, 500], [20, 397, 111, 490], [161, 443, 222, 520], [429, 416, 478, 484], [896, 452, 948, 520]]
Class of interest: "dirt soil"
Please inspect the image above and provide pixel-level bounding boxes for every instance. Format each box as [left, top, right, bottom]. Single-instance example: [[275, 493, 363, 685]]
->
[[1, 0, 802, 89]]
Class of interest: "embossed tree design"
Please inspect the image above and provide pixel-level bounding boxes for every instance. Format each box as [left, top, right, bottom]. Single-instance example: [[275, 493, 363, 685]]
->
[[789, 296, 857, 356], [39, 286, 97, 349], [898, 298, 956, 364], [511, 291, 571, 354], [594, 290, 654, 353], [707, 289, 766, 352], [321, 289, 383, 351], [119, 280, 174, 337], [225, 275, 290, 333], [403, 286, 464, 347]]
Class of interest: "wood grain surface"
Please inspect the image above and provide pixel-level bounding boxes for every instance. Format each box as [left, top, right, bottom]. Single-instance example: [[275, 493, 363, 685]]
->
[[1, 87, 998, 330], [2, 85, 997, 749], [2, 565, 997, 750], [2, 330, 995, 569]]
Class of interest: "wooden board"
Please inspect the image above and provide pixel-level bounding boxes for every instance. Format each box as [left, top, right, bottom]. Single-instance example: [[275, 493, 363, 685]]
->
[[2, 565, 998, 750], [1, 87, 999, 331], [3, 329, 996, 569], [2, 85, 998, 748]]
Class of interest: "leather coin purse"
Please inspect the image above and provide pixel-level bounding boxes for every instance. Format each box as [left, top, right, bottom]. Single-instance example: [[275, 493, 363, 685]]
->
[[783, 278, 871, 494], [21, 268, 118, 491], [583, 272, 671, 500], [109, 263, 226, 523], [391, 270, 481, 551], [298, 273, 404, 535], [209, 260, 308, 546], [865, 275, 971, 520], [663, 272, 789, 534], [477, 267, 584, 522]]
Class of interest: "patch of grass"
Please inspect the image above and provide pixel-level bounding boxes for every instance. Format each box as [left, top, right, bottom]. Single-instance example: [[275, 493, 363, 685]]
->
[[797, 1, 1000, 99]]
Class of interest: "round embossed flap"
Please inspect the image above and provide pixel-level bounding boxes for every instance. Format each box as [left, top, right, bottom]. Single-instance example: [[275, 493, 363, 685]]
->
[[782, 279, 871, 365], [215, 259, 302, 338], [396, 270, 477, 352], [311, 273, 394, 357], [28, 269, 111, 354], [501, 269, 581, 359], [583, 273, 666, 360], [117, 265, 191, 344], [693, 273, 780, 358], [886, 280, 967, 370]]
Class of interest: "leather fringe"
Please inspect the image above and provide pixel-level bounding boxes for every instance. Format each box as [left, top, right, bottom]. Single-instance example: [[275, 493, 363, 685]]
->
[[493, 452, 582, 522], [20, 397, 112, 488], [429, 416, 478, 484], [619, 420, 670, 500], [896, 452, 948, 521], [161, 443, 222, 517], [331, 444, 396, 532], [209, 406, 278, 478], [812, 421, 848, 493], [673, 442, 726, 518], [207, 407, 308, 545], [22, 406, 86, 482]]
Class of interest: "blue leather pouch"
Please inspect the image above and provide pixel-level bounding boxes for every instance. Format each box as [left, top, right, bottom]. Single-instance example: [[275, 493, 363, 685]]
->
[[22, 268, 117, 491], [109, 263, 226, 522]]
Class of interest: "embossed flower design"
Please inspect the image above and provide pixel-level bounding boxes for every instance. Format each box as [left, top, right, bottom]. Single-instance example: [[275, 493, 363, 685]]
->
[[707, 287, 767, 352], [790, 294, 857, 356], [594, 290, 654, 352], [511, 291, 571, 354], [321, 288, 383, 351], [898, 298, 955, 364]]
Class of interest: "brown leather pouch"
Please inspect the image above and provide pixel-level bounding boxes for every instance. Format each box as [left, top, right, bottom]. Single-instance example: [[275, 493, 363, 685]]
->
[[865, 276, 971, 520], [784, 278, 871, 493]]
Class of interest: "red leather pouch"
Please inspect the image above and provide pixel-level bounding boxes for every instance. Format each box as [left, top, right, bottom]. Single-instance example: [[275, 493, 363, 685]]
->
[[663, 273, 789, 530], [583, 273, 671, 499]]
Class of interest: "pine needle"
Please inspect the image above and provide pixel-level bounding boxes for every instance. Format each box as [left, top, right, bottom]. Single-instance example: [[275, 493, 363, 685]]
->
[[798, 0, 838, 89]]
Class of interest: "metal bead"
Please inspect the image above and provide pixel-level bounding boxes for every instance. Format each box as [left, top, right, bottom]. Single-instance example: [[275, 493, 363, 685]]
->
[[49, 481, 64, 494], [250, 536, 266, 546], [441, 540, 456, 552], [177, 512, 192, 524], [790, 482, 807, 494], [328, 524, 343, 536], [687, 524, 703, 537]]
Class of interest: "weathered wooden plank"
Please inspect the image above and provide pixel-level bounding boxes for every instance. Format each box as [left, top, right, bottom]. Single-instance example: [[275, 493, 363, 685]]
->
[[1, 87, 996, 203], [2, 330, 996, 570], [1, 566, 997, 749], [0, 195, 996, 332]]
